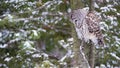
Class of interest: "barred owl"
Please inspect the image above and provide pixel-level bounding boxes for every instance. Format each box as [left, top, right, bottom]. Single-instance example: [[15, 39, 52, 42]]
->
[[69, 9, 104, 46]]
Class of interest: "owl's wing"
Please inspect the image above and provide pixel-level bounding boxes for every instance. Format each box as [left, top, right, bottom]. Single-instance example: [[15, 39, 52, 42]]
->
[[86, 12, 104, 46]]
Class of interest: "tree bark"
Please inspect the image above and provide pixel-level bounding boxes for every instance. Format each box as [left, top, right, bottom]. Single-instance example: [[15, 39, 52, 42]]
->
[[88, 0, 95, 68], [88, 43, 95, 68]]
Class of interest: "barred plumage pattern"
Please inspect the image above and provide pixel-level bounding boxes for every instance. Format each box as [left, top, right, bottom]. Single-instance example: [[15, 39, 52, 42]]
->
[[69, 9, 104, 46]]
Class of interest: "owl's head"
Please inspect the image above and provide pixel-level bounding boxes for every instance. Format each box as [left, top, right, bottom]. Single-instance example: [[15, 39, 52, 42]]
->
[[69, 9, 88, 24]]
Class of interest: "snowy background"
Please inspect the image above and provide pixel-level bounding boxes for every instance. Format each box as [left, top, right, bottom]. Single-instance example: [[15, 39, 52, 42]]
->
[[0, 0, 120, 68]]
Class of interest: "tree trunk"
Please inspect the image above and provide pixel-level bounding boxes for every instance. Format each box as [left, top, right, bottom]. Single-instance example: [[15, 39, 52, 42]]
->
[[88, 43, 95, 68], [88, 0, 95, 68]]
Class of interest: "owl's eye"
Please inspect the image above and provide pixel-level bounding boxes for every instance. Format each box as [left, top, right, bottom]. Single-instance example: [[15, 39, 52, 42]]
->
[[75, 20, 77, 22]]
